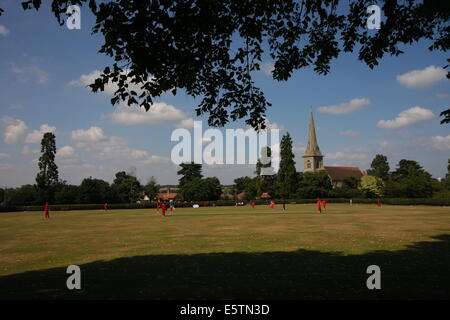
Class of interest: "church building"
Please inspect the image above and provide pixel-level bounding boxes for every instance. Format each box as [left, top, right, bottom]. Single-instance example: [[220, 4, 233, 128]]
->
[[303, 111, 365, 188]]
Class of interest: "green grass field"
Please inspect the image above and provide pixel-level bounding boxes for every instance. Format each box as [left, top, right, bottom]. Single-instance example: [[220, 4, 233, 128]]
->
[[1, 203, 449, 299]]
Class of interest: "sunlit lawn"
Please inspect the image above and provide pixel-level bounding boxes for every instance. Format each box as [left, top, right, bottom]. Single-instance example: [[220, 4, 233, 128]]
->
[[1, 203, 449, 299]]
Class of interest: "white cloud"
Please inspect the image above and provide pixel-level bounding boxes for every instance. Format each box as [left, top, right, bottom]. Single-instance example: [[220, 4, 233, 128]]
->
[[21, 145, 39, 155], [57, 146, 76, 158], [0, 25, 10, 37], [317, 98, 370, 115], [56, 146, 79, 164], [71, 126, 106, 144], [377, 106, 435, 129], [431, 135, 450, 151], [340, 130, 360, 137], [10, 64, 49, 84], [378, 141, 391, 150], [1, 117, 27, 144], [71, 126, 156, 162], [25, 124, 56, 144], [293, 141, 306, 155], [176, 118, 195, 129], [325, 150, 369, 167], [131, 149, 149, 159], [109, 102, 186, 125], [326, 152, 367, 161], [143, 155, 171, 164], [397, 66, 447, 88]]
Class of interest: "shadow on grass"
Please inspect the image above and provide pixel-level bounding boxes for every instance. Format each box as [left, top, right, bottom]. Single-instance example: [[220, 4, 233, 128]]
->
[[1, 235, 449, 299]]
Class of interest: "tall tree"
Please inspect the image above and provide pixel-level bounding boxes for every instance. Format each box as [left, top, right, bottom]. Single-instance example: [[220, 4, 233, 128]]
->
[[13, 1, 450, 128], [144, 176, 159, 200], [446, 158, 450, 179], [367, 154, 390, 180], [111, 171, 142, 203], [392, 160, 425, 178], [255, 146, 276, 196], [36, 132, 59, 202], [177, 162, 203, 188], [445, 158, 450, 190], [233, 176, 253, 195], [180, 177, 221, 201], [78, 177, 111, 204], [386, 159, 434, 198], [297, 171, 332, 198], [277, 133, 297, 199], [202, 177, 222, 201]]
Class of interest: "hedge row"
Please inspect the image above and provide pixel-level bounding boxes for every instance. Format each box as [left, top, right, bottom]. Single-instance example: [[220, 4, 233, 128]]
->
[[1, 197, 449, 212], [273, 198, 450, 206]]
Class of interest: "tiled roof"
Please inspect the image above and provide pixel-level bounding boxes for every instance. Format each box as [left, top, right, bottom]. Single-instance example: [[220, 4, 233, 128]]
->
[[156, 193, 181, 200], [324, 166, 365, 181]]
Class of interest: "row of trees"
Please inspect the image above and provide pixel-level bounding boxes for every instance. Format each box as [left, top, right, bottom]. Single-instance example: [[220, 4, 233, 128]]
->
[[0, 130, 161, 206], [2, 131, 449, 206], [1, 173, 160, 206], [231, 133, 450, 200], [177, 163, 222, 201]]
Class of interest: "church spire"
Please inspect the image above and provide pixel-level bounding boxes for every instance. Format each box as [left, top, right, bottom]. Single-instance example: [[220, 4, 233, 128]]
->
[[304, 111, 322, 157]]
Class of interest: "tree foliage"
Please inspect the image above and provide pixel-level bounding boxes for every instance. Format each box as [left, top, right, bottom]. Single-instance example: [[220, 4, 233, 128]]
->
[[12, 0, 450, 128], [255, 146, 276, 196], [180, 176, 222, 201], [144, 176, 159, 200], [54, 183, 79, 204], [367, 154, 390, 180], [111, 171, 143, 203], [177, 163, 221, 201], [78, 177, 111, 204], [277, 133, 297, 199], [385, 159, 434, 198], [35, 132, 59, 202], [359, 175, 384, 198], [177, 162, 203, 188], [297, 171, 332, 198]]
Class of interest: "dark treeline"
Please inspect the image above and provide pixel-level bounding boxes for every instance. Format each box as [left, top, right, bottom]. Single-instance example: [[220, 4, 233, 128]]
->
[[1, 132, 449, 206], [1, 172, 159, 206], [231, 151, 450, 201]]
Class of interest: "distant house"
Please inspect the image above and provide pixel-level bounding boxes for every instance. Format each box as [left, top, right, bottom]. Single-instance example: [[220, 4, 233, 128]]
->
[[236, 192, 246, 201], [260, 192, 271, 199], [323, 166, 365, 188], [156, 193, 182, 201], [159, 186, 180, 193]]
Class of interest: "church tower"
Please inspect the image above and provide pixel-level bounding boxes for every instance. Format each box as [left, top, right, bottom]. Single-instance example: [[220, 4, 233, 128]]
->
[[303, 111, 324, 172]]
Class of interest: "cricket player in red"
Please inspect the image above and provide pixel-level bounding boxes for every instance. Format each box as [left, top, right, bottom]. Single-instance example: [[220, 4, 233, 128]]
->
[[103, 203, 108, 212], [44, 202, 49, 219], [169, 200, 174, 214], [161, 203, 166, 216], [251, 200, 255, 208], [317, 198, 322, 213], [269, 200, 275, 209], [377, 199, 381, 208], [322, 200, 327, 210]]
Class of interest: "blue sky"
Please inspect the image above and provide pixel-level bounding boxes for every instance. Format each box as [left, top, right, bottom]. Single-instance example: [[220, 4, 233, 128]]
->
[[0, 1, 449, 187]]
